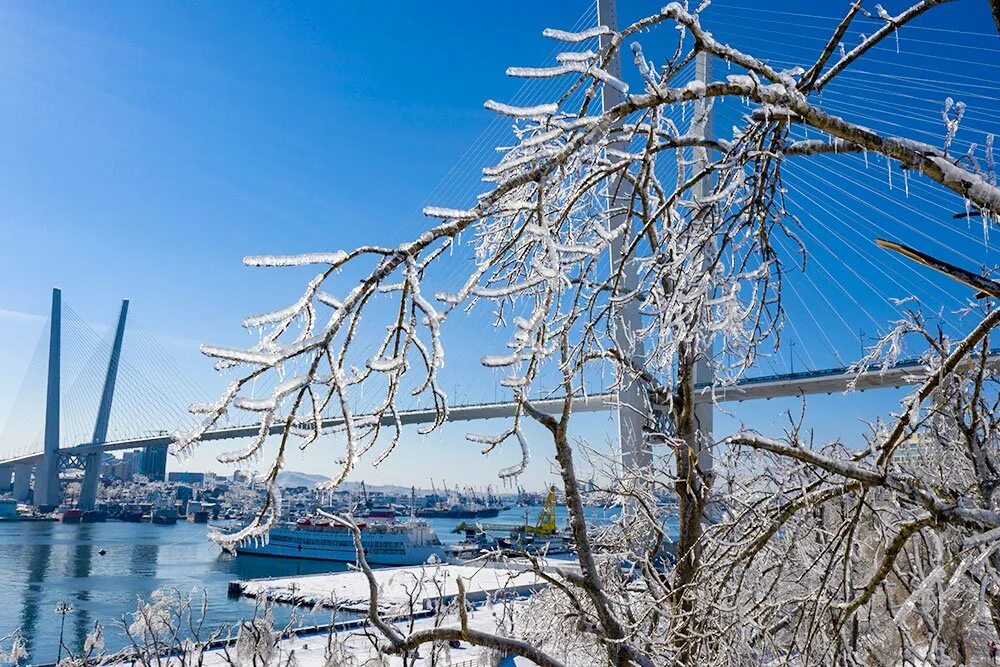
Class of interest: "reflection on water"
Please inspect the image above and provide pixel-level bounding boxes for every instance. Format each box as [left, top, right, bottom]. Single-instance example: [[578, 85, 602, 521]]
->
[[0, 504, 616, 663], [20, 522, 53, 659], [0, 520, 346, 664], [69, 529, 93, 654]]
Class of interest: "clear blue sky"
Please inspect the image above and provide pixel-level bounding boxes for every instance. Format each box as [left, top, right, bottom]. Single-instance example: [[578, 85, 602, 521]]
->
[[0, 1, 994, 490]]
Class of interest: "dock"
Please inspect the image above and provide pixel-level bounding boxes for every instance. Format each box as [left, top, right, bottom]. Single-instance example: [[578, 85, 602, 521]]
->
[[228, 562, 553, 615]]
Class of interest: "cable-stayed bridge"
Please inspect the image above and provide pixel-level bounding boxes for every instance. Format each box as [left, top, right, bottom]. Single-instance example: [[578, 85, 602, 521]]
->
[[0, 287, 987, 511], [1, 1, 998, 512]]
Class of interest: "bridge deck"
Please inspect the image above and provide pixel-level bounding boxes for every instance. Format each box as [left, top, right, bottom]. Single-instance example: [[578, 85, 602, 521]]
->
[[3, 353, 996, 466]]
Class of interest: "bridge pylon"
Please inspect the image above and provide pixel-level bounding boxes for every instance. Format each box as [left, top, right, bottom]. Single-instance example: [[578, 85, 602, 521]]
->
[[32, 288, 62, 509], [80, 299, 129, 511]]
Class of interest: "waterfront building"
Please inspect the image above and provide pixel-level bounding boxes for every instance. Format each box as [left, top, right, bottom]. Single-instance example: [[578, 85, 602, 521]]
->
[[168, 471, 205, 484], [139, 444, 168, 481]]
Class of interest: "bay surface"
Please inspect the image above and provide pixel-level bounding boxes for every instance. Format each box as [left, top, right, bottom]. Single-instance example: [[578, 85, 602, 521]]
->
[[0, 504, 620, 663]]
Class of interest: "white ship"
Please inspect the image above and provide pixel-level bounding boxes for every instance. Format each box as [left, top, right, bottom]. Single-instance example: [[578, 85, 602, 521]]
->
[[235, 510, 445, 566]]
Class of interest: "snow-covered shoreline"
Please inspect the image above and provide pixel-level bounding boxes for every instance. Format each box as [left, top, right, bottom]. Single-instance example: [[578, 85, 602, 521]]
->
[[230, 562, 550, 615]]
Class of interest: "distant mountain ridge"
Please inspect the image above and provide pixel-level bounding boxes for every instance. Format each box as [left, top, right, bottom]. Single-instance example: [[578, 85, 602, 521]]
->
[[275, 471, 331, 488], [273, 473, 525, 497]]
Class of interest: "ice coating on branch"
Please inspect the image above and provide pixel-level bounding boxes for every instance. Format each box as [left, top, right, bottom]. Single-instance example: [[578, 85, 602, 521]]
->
[[200, 345, 279, 367], [586, 66, 628, 93], [942, 97, 966, 155], [506, 62, 627, 92], [466, 431, 508, 445], [422, 206, 478, 220], [507, 64, 580, 79], [471, 274, 546, 298], [484, 100, 558, 118], [482, 353, 519, 368], [726, 74, 754, 88], [541, 25, 612, 43], [556, 50, 596, 63], [368, 356, 405, 372], [243, 301, 303, 329], [244, 251, 349, 267], [497, 427, 530, 479], [234, 374, 310, 412], [684, 80, 706, 96], [234, 396, 279, 412], [316, 291, 342, 309], [519, 128, 563, 149], [483, 149, 560, 178]]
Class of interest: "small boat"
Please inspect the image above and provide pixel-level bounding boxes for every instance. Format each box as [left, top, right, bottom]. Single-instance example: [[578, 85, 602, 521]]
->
[[185, 501, 210, 523], [149, 508, 178, 525], [59, 508, 82, 523], [116, 503, 149, 522], [81, 510, 107, 523], [444, 540, 486, 562]]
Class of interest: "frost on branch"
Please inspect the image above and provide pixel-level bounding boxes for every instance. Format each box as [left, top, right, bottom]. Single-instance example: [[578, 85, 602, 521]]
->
[[176, 1, 1000, 664]]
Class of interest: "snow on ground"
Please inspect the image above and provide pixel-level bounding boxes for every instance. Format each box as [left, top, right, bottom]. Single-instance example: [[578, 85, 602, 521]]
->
[[233, 562, 551, 615], [199, 606, 535, 667]]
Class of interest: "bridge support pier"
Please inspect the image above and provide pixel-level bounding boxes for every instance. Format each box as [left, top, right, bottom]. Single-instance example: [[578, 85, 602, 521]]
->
[[13, 463, 31, 501], [0, 465, 11, 492], [33, 288, 62, 509], [79, 454, 101, 511]]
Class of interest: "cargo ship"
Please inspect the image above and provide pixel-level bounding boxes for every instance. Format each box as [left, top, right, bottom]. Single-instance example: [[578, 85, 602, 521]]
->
[[414, 504, 501, 519], [233, 511, 444, 566]]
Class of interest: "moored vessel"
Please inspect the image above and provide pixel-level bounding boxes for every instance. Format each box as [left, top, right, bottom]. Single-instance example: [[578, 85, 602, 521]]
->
[[185, 501, 210, 523], [59, 508, 82, 523], [116, 503, 149, 522], [148, 508, 178, 525], [415, 504, 501, 519], [233, 513, 444, 566]]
